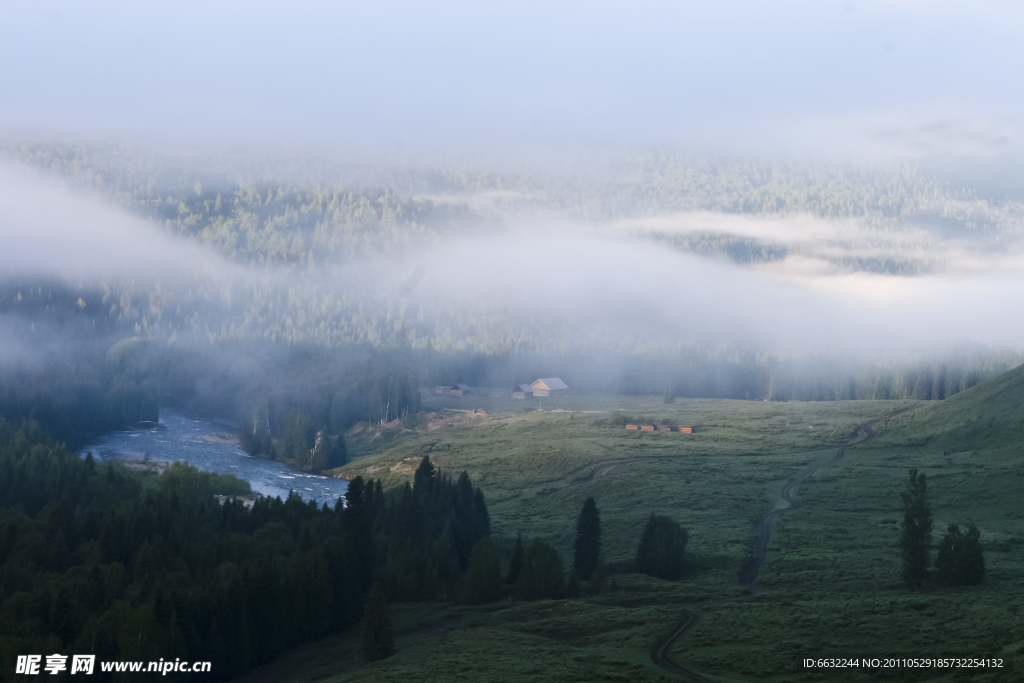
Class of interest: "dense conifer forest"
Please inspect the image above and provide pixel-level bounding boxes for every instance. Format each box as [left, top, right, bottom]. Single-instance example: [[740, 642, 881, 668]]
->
[[0, 417, 490, 680]]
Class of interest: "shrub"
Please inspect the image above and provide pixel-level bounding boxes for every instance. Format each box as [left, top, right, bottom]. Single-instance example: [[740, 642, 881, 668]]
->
[[515, 538, 565, 600], [463, 538, 502, 604], [505, 532, 524, 584], [935, 523, 985, 586], [635, 513, 688, 580]]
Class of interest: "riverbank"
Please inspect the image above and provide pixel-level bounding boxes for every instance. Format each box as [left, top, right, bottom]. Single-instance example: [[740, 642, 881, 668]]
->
[[82, 409, 349, 506]]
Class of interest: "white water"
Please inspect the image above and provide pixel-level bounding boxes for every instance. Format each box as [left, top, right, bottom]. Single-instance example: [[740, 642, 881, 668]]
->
[[81, 409, 349, 507]]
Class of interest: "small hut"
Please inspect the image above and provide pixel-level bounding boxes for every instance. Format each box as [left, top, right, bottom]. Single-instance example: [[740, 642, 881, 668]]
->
[[530, 378, 569, 397], [434, 385, 449, 395], [449, 384, 470, 397], [513, 384, 534, 399]]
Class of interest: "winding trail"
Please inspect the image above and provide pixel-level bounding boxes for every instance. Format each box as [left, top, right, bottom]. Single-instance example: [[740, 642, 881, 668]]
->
[[649, 419, 882, 679], [738, 424, 872, 586], [649, 610, 717, 683]]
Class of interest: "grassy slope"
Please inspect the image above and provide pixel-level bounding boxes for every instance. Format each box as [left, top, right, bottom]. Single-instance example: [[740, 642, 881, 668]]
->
[[250, 388, 1023, 682], [681, 371, 1024, 682]]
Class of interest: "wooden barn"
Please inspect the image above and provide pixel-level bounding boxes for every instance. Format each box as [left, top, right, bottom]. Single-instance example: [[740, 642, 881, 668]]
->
[[512, 384, 534, 399], [450, 384, 471, 397], [530, 377, 569, 397], [434, 385, 449, 395]]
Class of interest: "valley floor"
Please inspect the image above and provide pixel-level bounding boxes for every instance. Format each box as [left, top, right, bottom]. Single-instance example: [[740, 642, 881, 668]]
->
[[240, 394, 1024, 682]]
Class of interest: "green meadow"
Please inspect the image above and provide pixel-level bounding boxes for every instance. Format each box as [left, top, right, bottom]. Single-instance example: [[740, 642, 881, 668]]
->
[[248, 377, 1024, 682]]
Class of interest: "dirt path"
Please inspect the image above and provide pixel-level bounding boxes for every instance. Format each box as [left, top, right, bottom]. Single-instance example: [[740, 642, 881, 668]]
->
[[649, 417, 889, 679], [649, 609, 717, 683]]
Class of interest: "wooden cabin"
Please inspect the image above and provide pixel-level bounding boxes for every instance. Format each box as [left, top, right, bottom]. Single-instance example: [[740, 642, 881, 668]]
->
[[625, 424, 638, 430], [434, 385, 449, 395], [449, 383, 471, 397], [530, 377, 569, 397], [512, 384, 534, 399], [659, 425, 671, 432], [678, 426, 693, 434], [640, 425, 655, 431]]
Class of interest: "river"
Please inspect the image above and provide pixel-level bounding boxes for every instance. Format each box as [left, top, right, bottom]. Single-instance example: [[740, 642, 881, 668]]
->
[[80, 409, 349, 507]]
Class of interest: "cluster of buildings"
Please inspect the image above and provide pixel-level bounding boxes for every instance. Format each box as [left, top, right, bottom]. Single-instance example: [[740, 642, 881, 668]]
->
[[626, 423, 692, 433], [431, 378, 570, 399]]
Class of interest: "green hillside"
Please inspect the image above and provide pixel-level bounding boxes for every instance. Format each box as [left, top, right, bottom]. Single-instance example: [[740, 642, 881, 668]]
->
[[257, 390, 1024, 682], [875, 362, 1024, 451]]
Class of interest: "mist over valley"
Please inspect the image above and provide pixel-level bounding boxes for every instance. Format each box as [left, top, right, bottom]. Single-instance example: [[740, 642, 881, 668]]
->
[[2, 3, 1023, 681]]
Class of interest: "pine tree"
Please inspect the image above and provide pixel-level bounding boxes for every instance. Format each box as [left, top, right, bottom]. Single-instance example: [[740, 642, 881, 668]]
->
[[635, 513, 688, 581], [345, 477, 375, 594], [573, 497, 602, 581], [506, 532, 524, 585], [900, 469, 932, 588], [361, 583, 395, 663], [935, 523, 985, 586], [414, 455, 435, 495]]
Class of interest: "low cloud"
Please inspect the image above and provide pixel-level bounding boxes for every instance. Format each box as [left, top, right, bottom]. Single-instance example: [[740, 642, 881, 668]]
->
[[0, 162, 242, 283], [3, 165, 1024, 363]]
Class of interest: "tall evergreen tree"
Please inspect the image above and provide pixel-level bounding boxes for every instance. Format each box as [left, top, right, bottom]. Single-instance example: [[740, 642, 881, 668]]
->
[[935, 523, 985, 586], [900, 469, 932, 588], [573, 497, 602, 581], [505, 532, 524, 585], [414, 455, 435, 495], [361, 583, 395, 663], [345, 476, 375, 595]]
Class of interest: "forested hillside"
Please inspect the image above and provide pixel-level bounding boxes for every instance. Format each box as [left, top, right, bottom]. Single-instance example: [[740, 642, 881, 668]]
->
[[0, 416, 489, 681], [2, 141, 1022, 446]]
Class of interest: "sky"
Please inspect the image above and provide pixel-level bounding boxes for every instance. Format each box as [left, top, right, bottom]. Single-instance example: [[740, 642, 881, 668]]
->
[[2, 1, 1022, 166]]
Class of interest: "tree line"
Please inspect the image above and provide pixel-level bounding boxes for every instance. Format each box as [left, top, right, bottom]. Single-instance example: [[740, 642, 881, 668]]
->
[[0, 417, 490, 680], [497, 497, 691, 603]]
